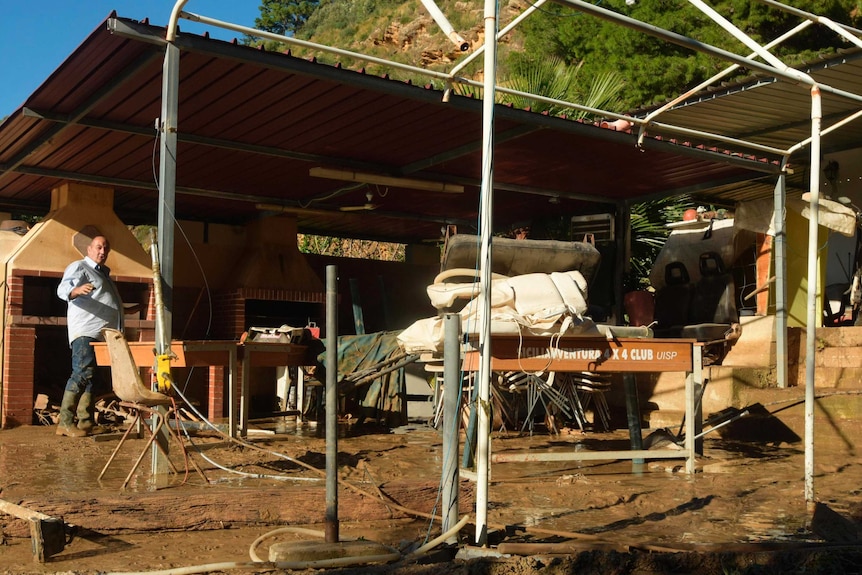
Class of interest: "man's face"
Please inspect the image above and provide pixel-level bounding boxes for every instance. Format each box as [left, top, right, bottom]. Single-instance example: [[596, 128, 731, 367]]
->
[[87, 236, 110, 265]]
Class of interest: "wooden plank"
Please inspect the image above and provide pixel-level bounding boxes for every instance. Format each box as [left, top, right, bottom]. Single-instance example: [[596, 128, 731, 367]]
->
[[463, 336, 694, 373], [93, 341, 236, 368], [0, 499, 65, 562]]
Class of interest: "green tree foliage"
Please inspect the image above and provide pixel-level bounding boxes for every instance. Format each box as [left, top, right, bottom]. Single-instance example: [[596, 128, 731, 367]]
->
[[628, 195, 694, 286], [499, 54, 626, 118], [248, 0, 320, 41], [297, 234, 405, 261], [521, 0, 861, 110]]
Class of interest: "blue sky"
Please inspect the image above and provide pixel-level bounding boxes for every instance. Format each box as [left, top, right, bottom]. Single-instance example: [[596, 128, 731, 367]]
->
[[0, 1, 261, 118]]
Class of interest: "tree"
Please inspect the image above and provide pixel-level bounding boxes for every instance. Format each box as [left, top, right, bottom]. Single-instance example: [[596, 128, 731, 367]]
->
[[254, 0, 320, 37], [628, 196, 694, 288], [521, 0, 861, 110]]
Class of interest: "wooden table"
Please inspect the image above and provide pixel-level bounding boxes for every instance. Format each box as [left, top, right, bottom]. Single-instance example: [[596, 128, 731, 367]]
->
[[237, 341, 308, 437], [463, 335, 703, 473], [93, 340, 308, 438]]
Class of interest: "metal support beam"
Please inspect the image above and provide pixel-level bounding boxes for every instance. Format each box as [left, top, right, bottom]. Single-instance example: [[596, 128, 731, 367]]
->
[[0, 50, 161, 187], [474, 0, 498, 547], [804, 87, 823, 504], [442, 313, 461, 540], [152, 41, 180, 478], [325, 265, 340, 543], [773, 161, 789, 389]]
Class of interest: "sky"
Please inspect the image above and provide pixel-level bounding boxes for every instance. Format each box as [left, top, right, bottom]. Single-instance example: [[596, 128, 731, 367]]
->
[[0, 1, 262, 118]]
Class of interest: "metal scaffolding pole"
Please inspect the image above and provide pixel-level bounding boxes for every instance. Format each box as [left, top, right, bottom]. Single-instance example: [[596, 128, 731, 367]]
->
[[474, 0, 498, 547], [773, 159, 789, 390], [804, 88, 823, 503]]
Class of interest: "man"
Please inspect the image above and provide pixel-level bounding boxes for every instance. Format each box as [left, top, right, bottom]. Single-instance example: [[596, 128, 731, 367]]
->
[[56, 235, 124, 437]]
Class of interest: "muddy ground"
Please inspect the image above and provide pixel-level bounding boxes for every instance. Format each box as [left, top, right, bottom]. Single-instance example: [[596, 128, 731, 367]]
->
[[2, 391, 862, 574]]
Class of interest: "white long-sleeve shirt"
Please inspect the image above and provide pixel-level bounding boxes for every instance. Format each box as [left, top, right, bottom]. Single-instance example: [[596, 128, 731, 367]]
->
[[57, 256, 123, 345]]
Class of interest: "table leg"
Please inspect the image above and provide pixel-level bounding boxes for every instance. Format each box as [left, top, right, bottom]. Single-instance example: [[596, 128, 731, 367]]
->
[[240, 350, 250, 437], [228, 347, 238, 439], [623, 373, 644, 465], [297, 367, 304, 419], [685, 344, 703, 474]]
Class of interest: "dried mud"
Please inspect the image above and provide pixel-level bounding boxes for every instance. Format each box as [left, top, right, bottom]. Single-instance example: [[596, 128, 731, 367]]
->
[[2, 403, 862, 575]]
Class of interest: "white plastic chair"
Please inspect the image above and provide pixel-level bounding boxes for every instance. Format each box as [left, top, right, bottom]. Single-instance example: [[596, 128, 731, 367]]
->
[[97, 328, 199, 489]]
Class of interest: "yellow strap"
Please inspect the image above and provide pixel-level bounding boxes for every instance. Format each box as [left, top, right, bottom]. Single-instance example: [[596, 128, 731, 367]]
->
[[156, 353, 173, 392]]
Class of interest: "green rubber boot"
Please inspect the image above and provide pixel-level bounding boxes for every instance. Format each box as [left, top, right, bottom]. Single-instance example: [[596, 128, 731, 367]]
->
[[56, 391, 87, 437], [76, 392, 96, 432]]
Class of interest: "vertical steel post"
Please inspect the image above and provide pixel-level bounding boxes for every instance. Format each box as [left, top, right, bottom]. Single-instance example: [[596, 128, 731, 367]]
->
[[623, 373, 643, 465], [349, 278, 365, 335], [152, 40, 180, 477], [325, 265, 339, 542], [474, 0, 498, 547], [774, 159, 789, 389], [805, 88, 823, 503], [442, 313, 461, 540], [685, 344, 703, 475]]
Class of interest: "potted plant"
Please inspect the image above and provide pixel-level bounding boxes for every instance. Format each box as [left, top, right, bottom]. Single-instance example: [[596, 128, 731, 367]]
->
[[622, 272, 655, 327]]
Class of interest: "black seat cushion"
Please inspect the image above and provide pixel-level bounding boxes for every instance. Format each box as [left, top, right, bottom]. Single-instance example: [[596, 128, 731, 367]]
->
[[653, 261, 692, 336], [689, 252, 739, 325]]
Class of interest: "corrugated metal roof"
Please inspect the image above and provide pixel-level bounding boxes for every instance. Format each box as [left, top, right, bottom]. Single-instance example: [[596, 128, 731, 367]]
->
[[0, 14, 784, 244], [632, 48, 862, 208], [643, 49, 862, 159]]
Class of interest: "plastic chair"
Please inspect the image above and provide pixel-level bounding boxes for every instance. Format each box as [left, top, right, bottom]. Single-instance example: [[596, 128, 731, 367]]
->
[[501, 370, 573, 435], [689, 251, 738, 325], [97, 328, 192, 489], [653, 261, 693, 337], [559, 372, 612, 432]]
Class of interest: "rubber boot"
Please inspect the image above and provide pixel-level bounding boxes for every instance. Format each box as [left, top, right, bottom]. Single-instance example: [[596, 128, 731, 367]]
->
[[56, 391, 87, 437], [76, 392, 97, 433]]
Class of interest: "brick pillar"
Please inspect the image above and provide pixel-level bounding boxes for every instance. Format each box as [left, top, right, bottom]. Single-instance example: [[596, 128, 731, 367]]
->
[[212, 290, 246, 340], [208, 365, 225, 420], [2, 326, 36, 428]]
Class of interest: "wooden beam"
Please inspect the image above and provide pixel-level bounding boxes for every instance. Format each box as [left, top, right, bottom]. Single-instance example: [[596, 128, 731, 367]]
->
[[0, 498, 66, 562]]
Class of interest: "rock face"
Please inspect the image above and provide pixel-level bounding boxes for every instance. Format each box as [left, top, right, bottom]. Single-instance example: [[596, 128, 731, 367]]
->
[[307, 1, 529, 73]]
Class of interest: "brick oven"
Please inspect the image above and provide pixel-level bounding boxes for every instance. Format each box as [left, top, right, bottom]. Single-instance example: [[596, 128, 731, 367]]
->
[[208, 216, 326, 416], [1, 182, 154, 427], [210, 216, 326, 341]]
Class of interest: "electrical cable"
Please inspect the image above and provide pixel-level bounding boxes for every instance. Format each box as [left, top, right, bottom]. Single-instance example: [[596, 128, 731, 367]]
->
[[105, 515, 470, 575], [151, 124, 214, 345]]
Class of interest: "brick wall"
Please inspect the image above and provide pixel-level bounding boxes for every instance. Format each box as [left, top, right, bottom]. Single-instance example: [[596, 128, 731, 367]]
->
[[2, 326, 36, 427]]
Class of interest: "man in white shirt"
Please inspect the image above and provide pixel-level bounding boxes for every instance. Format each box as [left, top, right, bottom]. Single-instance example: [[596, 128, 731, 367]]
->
[[55, 235, 123, 437]]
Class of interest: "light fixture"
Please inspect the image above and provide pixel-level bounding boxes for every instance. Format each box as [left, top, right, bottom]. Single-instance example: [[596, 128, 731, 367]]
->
[[309, 167, 464, 194]]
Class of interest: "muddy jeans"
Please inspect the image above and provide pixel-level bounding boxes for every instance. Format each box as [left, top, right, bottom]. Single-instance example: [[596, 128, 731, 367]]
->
[[65, 336, 99, 395]]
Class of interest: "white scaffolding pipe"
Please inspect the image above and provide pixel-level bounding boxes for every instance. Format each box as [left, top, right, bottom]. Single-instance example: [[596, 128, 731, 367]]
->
[[451, 76, 789, 157], [773, 159, 789, 390], [548, 0, 862, 105], [178, 11, 457, 83], [794, 108, 862, 149], [686, 0, 800, 73], [474, 0, 498, 547], [804, 86, 822, 503], [448, 0, 548, 77], [172, 2, 832, 164], [755, 0, 862, 42], [640, 20, 814, 144], [167, 0, 190, 42], [419, 0, 469, 51]]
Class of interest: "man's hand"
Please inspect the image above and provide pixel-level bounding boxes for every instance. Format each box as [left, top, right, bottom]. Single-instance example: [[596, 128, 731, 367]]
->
[[70, 283, 94, 299]]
